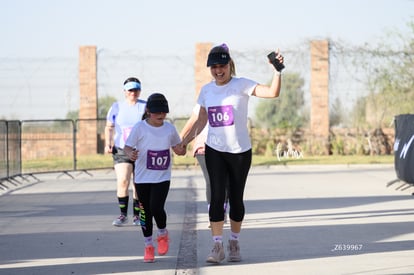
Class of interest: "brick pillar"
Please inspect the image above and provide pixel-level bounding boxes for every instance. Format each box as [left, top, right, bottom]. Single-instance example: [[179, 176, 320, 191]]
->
[[195, 42, 213, 97], [77, 46, 97, 155], [310, 40, 330, 154], [79, 46, 97, 119]]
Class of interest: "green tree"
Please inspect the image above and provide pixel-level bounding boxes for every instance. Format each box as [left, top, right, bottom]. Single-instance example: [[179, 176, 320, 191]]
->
[[98, 95, 117, 119], [254, 72, 306, 129], [330, 97, 345, 127], [65, 110, 79, 121], [350, 97, 368, 128], [65, 95, 117, 120], [353, 20, 414, 128]]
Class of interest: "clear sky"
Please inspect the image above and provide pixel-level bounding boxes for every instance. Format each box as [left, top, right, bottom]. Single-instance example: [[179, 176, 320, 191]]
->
[[0, 0, 413, 120], [2, 0, 413, 58]]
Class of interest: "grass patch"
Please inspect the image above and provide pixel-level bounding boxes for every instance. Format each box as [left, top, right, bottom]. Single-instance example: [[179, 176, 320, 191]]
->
[[173, 154, 394, 168], [22, 154, 113, 173], [22, 154, 394, 173], [251, 154, 394, 166]]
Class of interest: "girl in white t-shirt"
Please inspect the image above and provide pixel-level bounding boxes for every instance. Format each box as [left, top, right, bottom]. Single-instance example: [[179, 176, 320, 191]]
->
[[124, 93, 185, 263], [180, 43, 284, 264]]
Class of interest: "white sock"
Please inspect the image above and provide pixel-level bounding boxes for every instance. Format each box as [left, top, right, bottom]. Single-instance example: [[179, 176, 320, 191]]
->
[[213, 235, 223, 243], [158, 228, 168, 236], [230, 231, 240, 241], [144, 236, 153, 247]]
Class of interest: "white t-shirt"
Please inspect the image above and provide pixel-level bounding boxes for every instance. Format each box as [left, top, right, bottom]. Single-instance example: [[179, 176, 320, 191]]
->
[[197, 77, 257, 153], [125, 120, 181, 184]]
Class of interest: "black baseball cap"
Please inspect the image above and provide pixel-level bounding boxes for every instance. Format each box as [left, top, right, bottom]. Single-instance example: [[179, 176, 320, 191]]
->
[[206, 44, 231, 67], [146, 93, 169, 113]]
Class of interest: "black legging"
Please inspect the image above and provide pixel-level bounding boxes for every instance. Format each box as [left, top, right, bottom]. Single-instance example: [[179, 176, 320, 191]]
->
[[205, 145, 252, 222], [135, 181, 170, 237]]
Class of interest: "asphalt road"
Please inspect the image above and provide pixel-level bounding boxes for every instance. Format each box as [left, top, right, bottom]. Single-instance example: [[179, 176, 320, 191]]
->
[[0, 164, 413, 275]]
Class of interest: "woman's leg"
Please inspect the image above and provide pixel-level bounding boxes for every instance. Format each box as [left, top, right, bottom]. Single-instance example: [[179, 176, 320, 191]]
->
[[112, 162, 133, 226], [226, 149, 252, 224], [204, 145, 228, 263], [196, 153, 211, 204], [224, 149, 251, 262]]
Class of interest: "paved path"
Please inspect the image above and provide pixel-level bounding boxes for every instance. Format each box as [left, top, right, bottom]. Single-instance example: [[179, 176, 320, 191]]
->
[[0, 164, 413, 275]]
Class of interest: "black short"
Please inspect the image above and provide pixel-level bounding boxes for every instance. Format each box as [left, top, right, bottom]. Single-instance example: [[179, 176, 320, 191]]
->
[[112, 147, 134, 165]]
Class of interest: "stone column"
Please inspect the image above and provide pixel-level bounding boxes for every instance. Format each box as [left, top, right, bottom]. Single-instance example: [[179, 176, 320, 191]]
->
[[310, 40, 330, 154], [194, 42, 213, 98], [77, 46, 97, 155]]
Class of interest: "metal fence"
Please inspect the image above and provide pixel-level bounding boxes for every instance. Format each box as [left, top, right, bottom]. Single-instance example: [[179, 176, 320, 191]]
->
[[0, 117, 191, 191], [0, 119, 109, 190], [0, 120, 21, 179]]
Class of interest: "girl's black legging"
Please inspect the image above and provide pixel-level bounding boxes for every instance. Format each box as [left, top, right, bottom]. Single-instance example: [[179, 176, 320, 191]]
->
[[135, 180, 170, 237], [205, 144, 252, 222]]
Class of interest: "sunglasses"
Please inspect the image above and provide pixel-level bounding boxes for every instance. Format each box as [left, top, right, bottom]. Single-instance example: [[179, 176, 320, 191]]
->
[[127, 89, 140, 92]]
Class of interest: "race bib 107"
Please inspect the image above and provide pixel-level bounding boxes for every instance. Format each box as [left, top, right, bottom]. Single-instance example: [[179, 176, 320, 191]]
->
[[146, 149, 170, 170]]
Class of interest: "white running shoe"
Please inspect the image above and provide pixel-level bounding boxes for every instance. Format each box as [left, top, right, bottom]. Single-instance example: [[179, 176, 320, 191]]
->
[[206, 242, 225, 263], [227, 240, 241, 262], [112, 214, 128, 226]]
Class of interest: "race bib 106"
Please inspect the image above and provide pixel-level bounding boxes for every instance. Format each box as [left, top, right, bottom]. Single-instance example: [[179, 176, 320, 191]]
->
[[208, 105, 234, 127]]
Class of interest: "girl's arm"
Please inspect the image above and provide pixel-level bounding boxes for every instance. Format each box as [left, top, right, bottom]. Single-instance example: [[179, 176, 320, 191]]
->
[[124, 145, 138, 161], [172, 144, 186, 156]]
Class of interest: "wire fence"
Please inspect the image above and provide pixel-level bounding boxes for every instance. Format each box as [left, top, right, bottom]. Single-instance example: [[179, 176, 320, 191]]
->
[[0, 40, 373, 123], [0, 40, 404, 190]]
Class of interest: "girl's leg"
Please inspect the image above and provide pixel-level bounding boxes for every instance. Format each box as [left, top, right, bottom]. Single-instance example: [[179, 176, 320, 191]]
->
[[150, 181, 171, 256], [135, 183, 156, 262], [131, 181, 141, 225], [150, 181, 170, 230], [135, 183, 153, 238]]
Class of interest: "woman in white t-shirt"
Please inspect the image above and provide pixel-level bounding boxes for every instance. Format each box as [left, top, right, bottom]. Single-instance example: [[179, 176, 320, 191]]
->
[[180, 43, 284, 264], [180, 104, 229, 225], [124, 93, 185, 263]]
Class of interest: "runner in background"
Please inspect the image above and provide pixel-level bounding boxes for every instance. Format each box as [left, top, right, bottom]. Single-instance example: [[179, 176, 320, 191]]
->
[[105, 77, 146, 226]]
